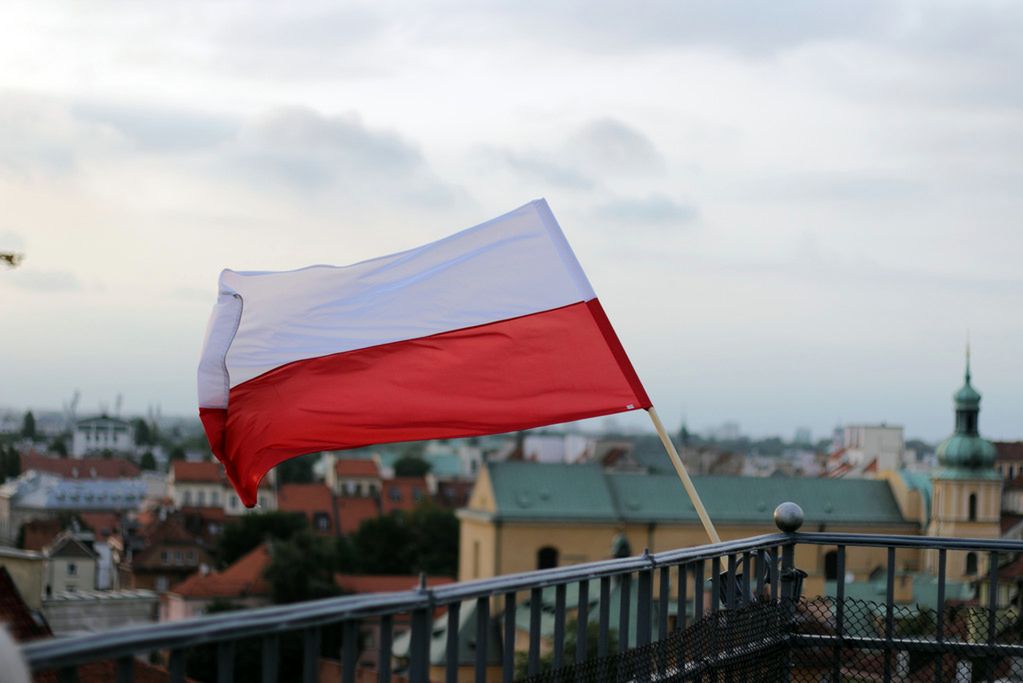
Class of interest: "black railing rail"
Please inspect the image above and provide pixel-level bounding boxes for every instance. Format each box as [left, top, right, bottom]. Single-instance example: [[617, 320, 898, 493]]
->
[[21, 504, 1023, 683]]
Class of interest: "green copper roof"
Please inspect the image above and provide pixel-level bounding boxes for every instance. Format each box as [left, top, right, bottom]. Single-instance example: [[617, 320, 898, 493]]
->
[[937, 351, 997, 469], [483, 462, 909, 525]]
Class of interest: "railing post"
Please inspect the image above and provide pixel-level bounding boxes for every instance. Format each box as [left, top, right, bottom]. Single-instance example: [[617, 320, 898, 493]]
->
[[774, 502, 803, 683], [409, 607, 431, 683]]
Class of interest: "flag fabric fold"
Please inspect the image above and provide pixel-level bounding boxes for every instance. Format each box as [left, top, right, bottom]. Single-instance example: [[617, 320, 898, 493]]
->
[[198, 199, 650, 506]]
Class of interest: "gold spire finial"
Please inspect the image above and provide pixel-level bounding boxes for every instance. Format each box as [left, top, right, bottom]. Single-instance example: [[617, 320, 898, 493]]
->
[[965, 333, 972, 383]]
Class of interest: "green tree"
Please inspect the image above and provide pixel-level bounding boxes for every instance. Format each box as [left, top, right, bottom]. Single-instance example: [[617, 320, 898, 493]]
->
[[406, 502, 459, 575], [514, 618, 617, 679], [5, 446, 21, 480], [20, 411, 36, 440], [168, 446, 186, 462], [264, 531, 343, 604], [277, 453, 314, 484], [217, 511, 307, 567], [351, 513, 415, 574], [139, 451, 157, 471], [393, 455, 431, 477], [48, 436, 67, 457], [132, 418, 152, 446]]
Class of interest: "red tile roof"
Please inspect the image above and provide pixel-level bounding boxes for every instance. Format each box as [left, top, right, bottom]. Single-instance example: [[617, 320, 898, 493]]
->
[[996, 442, 1023, 463], [169, 544, 270, 599], [334, 573, 454, 594], [335, 459, 380, 478], [21, 519, 63, 552], [171, 461, 223, 483], [337, 497, 380, 535], [278, 484, 335, 533], [21, 453, 140, 479]]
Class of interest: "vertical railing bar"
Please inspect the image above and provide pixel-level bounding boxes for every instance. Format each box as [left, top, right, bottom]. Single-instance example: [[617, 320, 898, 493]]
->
[[755, 551, 764, 598], [726, 554, 737, 609], [116, 655, 133, 683], [636, 569, 652, 647], [598, 577, 611, 658], [883, 546, 895, 683], [445, 601, 461, 683], [552, 584, 566, 669], [618, 573, 632, 654], [576, 580, 589, 665], [409, 607, 430, 683], [658, 567, 670, 640], [694, 561, 704, 622], [741, 552, 752, 606], [935, 549, 946, 683], [711, 557, 721, 613], [302, 627, 320, 683], [169, 649, 185, 683], [832, 545, 846, 683], [779, 542, 795, 683], [262, 635, 279, 683], [502, 593, 516, 683], [342, 621, 359, 683], [217, 640, 235, 683], [475, 596, 489, 683], [377, 615, 393, 683], [987, 551, 999, 683], [677, 564, 688, 631], [528, 587, 542, 675], [770, 547, 780, 602]]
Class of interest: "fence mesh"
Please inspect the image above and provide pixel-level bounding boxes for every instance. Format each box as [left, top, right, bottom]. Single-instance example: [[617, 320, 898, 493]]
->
[[520, 596, 1023, 682]]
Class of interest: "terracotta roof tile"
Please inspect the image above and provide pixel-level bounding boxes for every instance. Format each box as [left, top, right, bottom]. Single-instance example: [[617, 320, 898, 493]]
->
[[21, 519, 63, 552], [334, 573, 454, 594], [21, 453, 140, 479], [171, 461, 223, 484], [169, 544, 270, 599], [335, 459, 380, 478], [996, 442, 1023, 463]]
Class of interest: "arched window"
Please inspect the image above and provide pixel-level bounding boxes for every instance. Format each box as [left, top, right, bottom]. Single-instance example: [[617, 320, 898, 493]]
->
[[537, 546, 559, 570], [824, 550, 839, 581], [965, 552, 978, 575], [969, 493, 978, 521]]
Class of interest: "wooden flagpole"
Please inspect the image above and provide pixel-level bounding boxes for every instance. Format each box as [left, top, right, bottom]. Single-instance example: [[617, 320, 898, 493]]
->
[[647, 406, 721, 544]]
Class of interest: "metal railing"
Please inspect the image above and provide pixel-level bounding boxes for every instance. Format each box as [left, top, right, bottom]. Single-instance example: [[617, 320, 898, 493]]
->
[[22, 503, 1023, 682]]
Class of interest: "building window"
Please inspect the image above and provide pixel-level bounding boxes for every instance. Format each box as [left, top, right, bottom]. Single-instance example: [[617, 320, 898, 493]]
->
[[183, 490, 192, 505], [368, 484, 378, 496], [212, 491, 220, 505], [175, 551, 183, 565], [229, 496, 238, 509], [155, 576, 169, 592], [197, 491, 206, 506], [412, 487, 422, 502], [314, 513, 330, 531], [537, 546, 559, 570], [187, 551, 196, 563], [67, 563, 77, 576], [160, 551, 169, 564], [389, 487, 401, 502], [969, 493, 978, 521], [966, 552, 978, 575]]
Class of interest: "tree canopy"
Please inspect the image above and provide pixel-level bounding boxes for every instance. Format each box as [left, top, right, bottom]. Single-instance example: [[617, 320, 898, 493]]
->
[[217, 511, 307, 567], [393, 455, 431, 477]]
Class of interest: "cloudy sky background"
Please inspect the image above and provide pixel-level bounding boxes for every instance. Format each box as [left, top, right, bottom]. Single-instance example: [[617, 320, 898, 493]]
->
[[1, 1, 1021, 441]]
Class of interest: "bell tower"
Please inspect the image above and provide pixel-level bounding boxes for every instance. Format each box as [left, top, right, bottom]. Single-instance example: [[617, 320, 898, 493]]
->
[[927, 347, 1002, 579]]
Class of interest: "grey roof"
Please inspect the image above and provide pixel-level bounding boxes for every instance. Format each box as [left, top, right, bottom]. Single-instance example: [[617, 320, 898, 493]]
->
[[0, 472, 147, 511], [482, 462, 911, 526]]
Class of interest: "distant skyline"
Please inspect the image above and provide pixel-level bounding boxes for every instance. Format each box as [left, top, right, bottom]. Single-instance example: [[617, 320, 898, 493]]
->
[[2, 2, 1021, 442]]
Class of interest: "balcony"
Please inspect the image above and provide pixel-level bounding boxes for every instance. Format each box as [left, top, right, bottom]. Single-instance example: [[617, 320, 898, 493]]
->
[[22, 502, 1023, 682]]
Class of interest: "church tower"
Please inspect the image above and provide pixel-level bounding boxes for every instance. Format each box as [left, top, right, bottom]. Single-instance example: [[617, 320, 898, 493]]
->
[[927, 349, 1002, 579]]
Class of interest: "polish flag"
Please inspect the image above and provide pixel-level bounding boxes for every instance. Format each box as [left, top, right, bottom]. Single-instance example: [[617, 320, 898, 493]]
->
[[198, 199, 650, 506]]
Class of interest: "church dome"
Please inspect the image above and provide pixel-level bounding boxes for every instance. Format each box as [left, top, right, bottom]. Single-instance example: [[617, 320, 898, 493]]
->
[[936, 350, 996, 469]]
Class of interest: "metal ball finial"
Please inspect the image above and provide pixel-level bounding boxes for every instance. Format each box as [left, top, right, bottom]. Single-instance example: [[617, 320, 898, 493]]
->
[[774, 502, 804, 533]]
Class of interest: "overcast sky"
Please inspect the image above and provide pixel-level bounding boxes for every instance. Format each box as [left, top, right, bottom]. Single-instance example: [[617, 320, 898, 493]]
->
[[1, 1, 1021, 441]]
